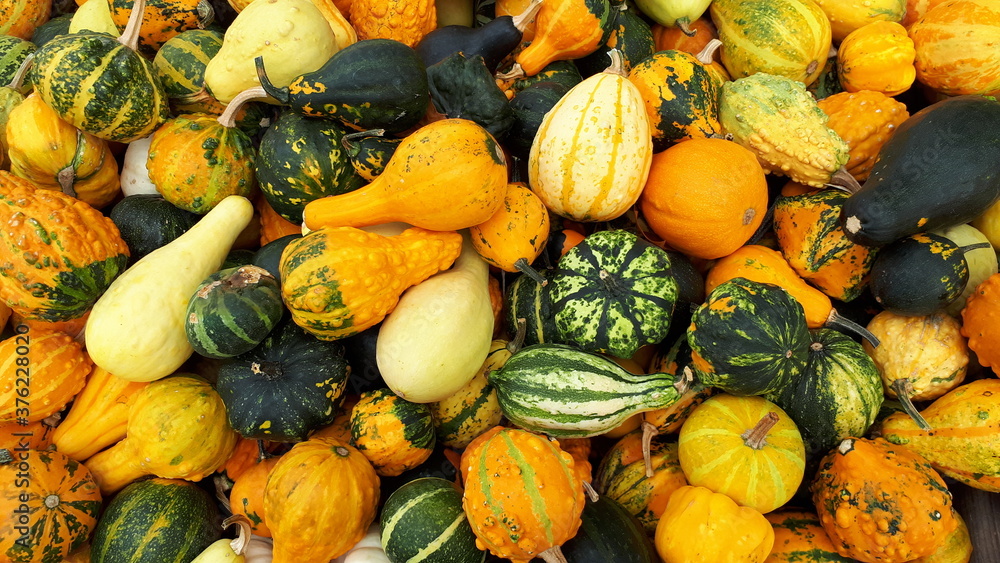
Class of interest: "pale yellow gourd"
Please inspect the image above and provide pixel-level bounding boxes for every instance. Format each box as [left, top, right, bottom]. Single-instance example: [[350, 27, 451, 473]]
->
[[69, 0, 119, 35], [191, 516, 252, 563], [377, 234, 494, 403], [84, 196, 254, 382], [204, 0, 339, 103]]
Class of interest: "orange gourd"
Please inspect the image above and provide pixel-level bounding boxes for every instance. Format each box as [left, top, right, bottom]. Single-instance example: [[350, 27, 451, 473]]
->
[[255, 195, 301, 246], [350, 0, 436, 47], [350, 388, 435, 477], [303, 119, 507, 232], [264, 437, 380, 562], [651, 17, 717, 53], [0, 0, 50, 39], [909, 0, 1000, 97], [230, 453, 282, 537], [107, 0, 214, 56], [816, 91, 910, 182], [901, 0, 949, 27], [0, 330, 92, 423], [0, 418, 55, 451], [961, 272, 1000, 368], [765, 510, 851, 563], [513, 0, 612, 76], [469, 182, 550, 273], [639, 137, 768, 261], [838, 21, 917, 97], [50, 365, 149, 461]]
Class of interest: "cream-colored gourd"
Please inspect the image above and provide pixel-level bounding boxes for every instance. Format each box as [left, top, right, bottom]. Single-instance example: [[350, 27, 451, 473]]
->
[[377, 234, 494, 403], [84, 195, 254, 382], [69, 0, 119, 35], [529, 50, 653, 222], [204, 0, 339, 103], [192, 516, 253, 563], [632, 0, 712, 33], [120, 135, 159, 196]]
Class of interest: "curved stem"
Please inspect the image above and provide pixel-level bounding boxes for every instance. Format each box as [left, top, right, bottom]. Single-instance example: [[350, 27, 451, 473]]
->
[[341, 128, 386, 154], [511, 0, 542, 31], [538, 546, 569, 563], [891, 378, 932, 431], [217, 87, 268, 128], [253, 56, 290, 104], [57, 166, 77, 198], [118, 0, 147, 52], [695, 39, 723, 66], [676, 17, 695, 37], [196, 0, 215, 27], [7, 52, 34, 91], [495, 63, 524, 81], [603, 49, 626, 77], [960, 242, 992, 254], [507, 317, 527, 354], [826, 309, 880, 348], [582, 480, 599, 502], [223, 514, 253, 556], [741, 412, 779, 450], [514, 258, 547, 286], [641, 421, 657, 478], [825, 167, 863, 194]]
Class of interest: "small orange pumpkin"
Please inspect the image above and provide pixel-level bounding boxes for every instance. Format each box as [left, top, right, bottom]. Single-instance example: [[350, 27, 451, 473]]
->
[[230, 453, 282, 537], [0, 331, 92, 423], [651, 16, 718, 53], [909, 0, 1000, 97], [838, 21, 917, 97], [961, 272, 1000, 368]]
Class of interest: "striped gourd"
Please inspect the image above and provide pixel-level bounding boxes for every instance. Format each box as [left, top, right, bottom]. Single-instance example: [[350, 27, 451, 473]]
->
[[152, 29, 223, 101], [528, 50, 652, 222], [0, 35, 34, 91], [550, 229, 678, 358], [687, 277, 811, 397], [503, 266, 559, 347], [29, 0, 169, 143], [488, 343, 686, 437], [107, 0, 215, 57], [379, 478, 483, 563], [710, 0, 832, 86], [184, 265, 284, 359], [90, 478, 220, 563], [0, 0, 49, 40], [428, 339, 507, 449], [351, 388, 436, 477]]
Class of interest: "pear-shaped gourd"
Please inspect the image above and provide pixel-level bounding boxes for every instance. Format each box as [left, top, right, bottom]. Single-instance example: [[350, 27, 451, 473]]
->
[[85, 195, 255, 382], [377, 235, 495, 403], [633, 0, 712, 34]]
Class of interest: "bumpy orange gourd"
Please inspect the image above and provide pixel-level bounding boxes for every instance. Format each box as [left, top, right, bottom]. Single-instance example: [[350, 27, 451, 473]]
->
[[640, 138, 768, 260], [911, 512, 974, 563], [654, 485, 774, 563], [838, 21, 917, 96], [909, 0, 1000, 97], [0, 173, 130, 323], [0, 331, 92, 423], [230, 454, 282, 537], [304, 119, 507, 232], [881, 378, 1000, 493], [264, 437, 380, 562], [962, 273, 1000, 368], [817, 91, 910, 181], [461, 426, 585, 563], [811, 437, 958, 563], [5, 93, 121, 209], [514, 0, 611, 76], [469, 182, 550, 273], [82, 374, 239, 495], [280, 226, 463, 341], [51, 366, 150, 461], [765, 510, 851, 563], [349, 0, 435, 47]]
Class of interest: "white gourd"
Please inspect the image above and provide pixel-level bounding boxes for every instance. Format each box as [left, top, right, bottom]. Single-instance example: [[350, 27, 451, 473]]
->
[[120, 136, 159, 196], [333, 523, 389, 563], [632, 0, 712, 32], [84, 196, 255, 382], [376, 233, 494, 403]]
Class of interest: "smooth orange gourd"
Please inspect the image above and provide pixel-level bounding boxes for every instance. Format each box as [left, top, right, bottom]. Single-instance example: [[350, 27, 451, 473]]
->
[[469, 182, 550, 273], [514, 0, 612, 76], [838, 21, 917, 97], [960, 272, 1000, 369], [909, 0, 1000, 97], [303, 119, 507, 232], [230, 454, 282, 537]]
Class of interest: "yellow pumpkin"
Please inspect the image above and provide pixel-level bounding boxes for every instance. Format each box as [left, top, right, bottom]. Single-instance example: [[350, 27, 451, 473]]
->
[[837, 21, 917, 97], [813, 0, 906, 42]]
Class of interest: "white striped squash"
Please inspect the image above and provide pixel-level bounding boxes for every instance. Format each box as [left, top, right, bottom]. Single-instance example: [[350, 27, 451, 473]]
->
[[528, 50, 652, 222]]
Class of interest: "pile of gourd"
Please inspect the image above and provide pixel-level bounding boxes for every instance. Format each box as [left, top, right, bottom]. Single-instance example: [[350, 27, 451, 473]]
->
[[0, 0, 999, 560]]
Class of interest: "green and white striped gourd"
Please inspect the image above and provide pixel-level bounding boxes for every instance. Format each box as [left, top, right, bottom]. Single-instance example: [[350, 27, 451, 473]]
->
[[488, 343, 686, 437], [379, 477, 484, 563], [550, 229, 678, 358], [503, 266, 559, 347], [184, 265, 285, 359]]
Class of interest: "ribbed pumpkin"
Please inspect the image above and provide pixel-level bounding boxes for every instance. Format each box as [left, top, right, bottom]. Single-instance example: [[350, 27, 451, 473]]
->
[[350, 388, 435, 477], [5, 93, 121, 209], [811, 438, 958, 562], [264, 437, 380, 562], [152, 28, 223, 106], [0, 0, 50, 39], [28, 0, 170, 142], [710, 0, 832, 86], [678, 394, 805, 514], [0, 173, 130, 322], [529, 50, 652, 222], [837, 21, 917, 96], [765, 510, 856, 563], [909, 0, 1000, 96], [961, 272, 1000, 369], [816, 91, 910, 182], [461, 426, 585, 563], [640, 137, 768, 260], [0, 330, 92, 423], [0, 449, 102, 562], [881, 378, 1000, 493]]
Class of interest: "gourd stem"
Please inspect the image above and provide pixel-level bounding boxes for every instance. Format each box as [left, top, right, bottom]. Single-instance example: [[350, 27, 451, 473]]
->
[[676, 366, 694, 395], [57, 165, 77, 199], [253, 56, 291, 104], [640, 421, 657, 478], [741, 412, 779, 450], [256, 440, 271, 462], [825, 309, 880, 348], [118, 0, 147, 52], [583, 480, 599, 502], [514, 258, 547, 286], [960, 242, 992, 254], [511, 0, 543, 32], [223, 514, 253, 556], [676, 17, 695, 37], [196, 0, 215, 27], [891, 379, 932, 431], [495, 63, 525, 81], [251, 361, 284, 382], [538, 546, 569, 563], [508, 317, 527, 354], [341, 128, 387, 155], [6, 52, 34, 90], [603, 49, 626, 77], [695, 39, 723, 66], [217, 87, 267, 129], [825, 167, 863, 194]]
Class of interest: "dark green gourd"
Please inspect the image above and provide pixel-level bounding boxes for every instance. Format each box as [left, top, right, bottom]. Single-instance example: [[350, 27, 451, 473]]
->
[[109, 194, 201, 266], [426, 51, 515, 138], [415, 0, 541, 73]]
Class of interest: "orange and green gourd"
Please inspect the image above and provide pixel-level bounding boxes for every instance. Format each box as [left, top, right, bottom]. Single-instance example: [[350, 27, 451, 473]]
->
[[107, 0, 215, 57], [765, 510, 857, 563], [513, 0, 613, 76], [350, 388, 436, 477], [908, 0, 1000, 97]]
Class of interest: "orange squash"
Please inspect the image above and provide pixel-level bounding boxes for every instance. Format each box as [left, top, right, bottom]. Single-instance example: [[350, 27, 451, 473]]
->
[[0, 0, 50, 39], [230, 454, 282, 537], [108, 0, 215, 56], [651, 16, 718, 53], [303, 119, 507, 232], [255, 195, 301, 246], [961, 272, 1000, 369], [350, 388, 435, 477], [911, 511, 973, 563], [765, 510, 851, 563], [901, 0, 949, 27], [816, 91, 910, 182], [838, 21, 917, 97], [0, 418, 56, 451], [813, 0, 907, 42], [469, 182, 550, 273], [513, 0, 612, 76], [640, 138, 768, 261], [909, 0, 1000, 97], [0, 330, 92, 423]]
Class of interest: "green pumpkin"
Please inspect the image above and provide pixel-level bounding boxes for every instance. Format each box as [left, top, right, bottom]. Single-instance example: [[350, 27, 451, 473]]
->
[[507, 81, 571, 158], [152, 29, 223, 100], [550, 229, 678, 358], [380, 478, 483, 563], [426, 51, 514, 139], [256, 109, 366, 223], [769, 328, 884, 460], [687, 277, 811, 397], [561, 495, 659, 563], [868, 232, 977, 316], [215, 318, 350, 442], [29, 31, 170, 142], [256, 38, 430, 133], [0, 35, 35, 92], [504, 266, 558, 347], [184, 265, 285, 359]]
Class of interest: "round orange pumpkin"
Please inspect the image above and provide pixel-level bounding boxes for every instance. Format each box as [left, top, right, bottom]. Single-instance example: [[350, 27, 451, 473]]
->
[[639, 137, 768, 260], [0, 330, 92, 423], [909, 0, 1000, 97], [230, 454, 282, 537]]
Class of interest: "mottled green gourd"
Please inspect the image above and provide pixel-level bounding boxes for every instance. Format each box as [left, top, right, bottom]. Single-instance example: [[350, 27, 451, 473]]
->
[[0, 35, 35, 92], [379, 478, 483, 563], [719, 73, 849, 188]]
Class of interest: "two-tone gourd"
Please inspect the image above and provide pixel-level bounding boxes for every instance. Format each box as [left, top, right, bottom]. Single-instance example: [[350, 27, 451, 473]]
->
[[513, 0, 614, 76], [106, 0, 215, 57], [634, 0, 711, 35], [379, 478, 482, 563]]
